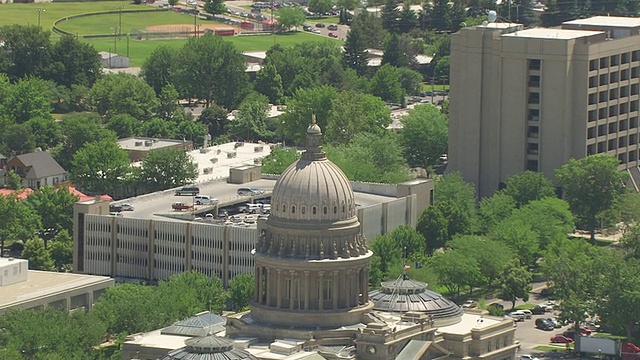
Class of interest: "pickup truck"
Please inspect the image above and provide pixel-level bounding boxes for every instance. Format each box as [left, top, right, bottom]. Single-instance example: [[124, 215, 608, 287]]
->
[[172, 202, 192, 211]]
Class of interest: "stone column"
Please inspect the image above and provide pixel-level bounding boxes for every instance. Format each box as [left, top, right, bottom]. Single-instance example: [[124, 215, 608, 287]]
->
[[363, 267, 369, 301], [332, 270, 339, 309], [266, 267, 272, 306], [290, 270, 296, 310], [254, 266, 260, 303], [318, 271, 324, 311], [276, 269, 282, 309], [304, 271, 310, 310], [355, 267, 361, 306]]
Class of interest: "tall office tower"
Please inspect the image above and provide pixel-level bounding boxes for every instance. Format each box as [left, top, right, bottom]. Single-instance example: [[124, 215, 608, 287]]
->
[[449, 17, 640, 197]]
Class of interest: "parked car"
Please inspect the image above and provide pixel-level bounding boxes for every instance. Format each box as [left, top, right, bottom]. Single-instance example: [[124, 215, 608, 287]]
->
[[507, 311, 526, 322], [461, 300, 477, 309], [109, 204, 122, 213], [531, 305, 546, 315], [194, 195, 218, 205], [327, 24, 338, 30], [311, 28, 321, 34], [583, 321, 601, 332], [244, 215, 257, 224], [303, 25, 312, 31], [328, 32, 338, 38], [172, 202, 192, 211], [120, 203, 134, 211], [547, 318, 562, 328], [175, 186, 200, 196], [237, 187, 264, 196], [550, 335, 574, 343], [520, 309, 533, 319], [520, 355, 540, 360], [535, 318, 554, 331], [315, 23, 325, 28], [205, 213, 214, 221]]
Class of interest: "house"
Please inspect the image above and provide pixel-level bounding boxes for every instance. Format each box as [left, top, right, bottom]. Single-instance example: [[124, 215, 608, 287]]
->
[[0, 151, 66, 189]]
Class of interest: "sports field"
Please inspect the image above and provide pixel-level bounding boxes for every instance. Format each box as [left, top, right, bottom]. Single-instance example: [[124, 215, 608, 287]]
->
[[0, 1, 342, 66]]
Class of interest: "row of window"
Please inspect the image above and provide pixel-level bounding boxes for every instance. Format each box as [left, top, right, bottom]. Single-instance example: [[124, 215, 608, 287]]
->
[[589, 68, 640, 87], [588, 102, 640, 121], [588, 120, 639, 137], [275, 202, 354, 216], [589, 84, 640, 104], [587, 144, 639, 163], [589, 51, 640, 71]]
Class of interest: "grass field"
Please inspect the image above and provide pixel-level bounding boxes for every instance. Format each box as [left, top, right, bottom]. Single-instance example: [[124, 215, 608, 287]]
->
[[56, 10, 198, 35], [85, 32, 340, 66], [0, 1, 132, 29]]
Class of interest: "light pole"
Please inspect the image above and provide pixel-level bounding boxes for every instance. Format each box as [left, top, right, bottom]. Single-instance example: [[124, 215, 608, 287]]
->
[[193, 4, 198, 37], [116, 7, 124, 39], [36, 8, 46, 28], [110, 27, 118, 54]]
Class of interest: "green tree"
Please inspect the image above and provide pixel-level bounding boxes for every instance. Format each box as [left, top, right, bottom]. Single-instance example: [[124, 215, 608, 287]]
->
[[204, 0, 226, 14], [370, 233, 403, 277], [70, 139, 131, 195], [428, 0, 451, 31], [478, 192, 516, 234], [49, 35, 101, 88], [430, 249, 480, 299], [400, 104, 448, 168], [174, 34, 249, 109], [228, 273, 254, 312], [326, 90, 391, 144], [510, 197, 575, 250], [90, 283, 158, 335], [228, 92, 272, 142], [141, 45, 177, 94], [556, 155, 626, 243], [89, 73, 159, 121], [497, 262, 532, 310], [25, 116, 62, 150], [5, 170, 22, 190], [278, 85, 338, 145], [25, 185, 79, 237], [1, 123, 36, 156], [0, 25, 51, 81], [417, 205, 448, 254], [198, 104, 229, 138], [141, 117, 178, 139], [177, 119, 208, 146], [381, 0, 400, 33], [490, 217, 539, 267], [2, 76, 53, 124], [388, 225, 426, 257], [433, 55, 450, 79], [308, 0, 334, 15], [157, 84, 182, 121], [503, 170, 556, 207], [276, 7, 307, 31], [107, 114, 142, 138], [449, 0, 466, 31], [138, 148, 197, 192], [343, 25, 369, 76], [382, 34, 417, 69], [370, 64, 405, 103], [261, 147, 301, 174], [48, 229, 73, 271], [254, 62, 284, 104], [0, 194, 42, 256], [21, 238, 55, 271], [350, 11, 388, 49], [398, 3, 418, 33], [448, 235, 512, 287], [55, 112, 117, 170]]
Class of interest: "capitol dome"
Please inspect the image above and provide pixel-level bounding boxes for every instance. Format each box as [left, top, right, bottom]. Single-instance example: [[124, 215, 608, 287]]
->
[[271, 123, 356, 222]]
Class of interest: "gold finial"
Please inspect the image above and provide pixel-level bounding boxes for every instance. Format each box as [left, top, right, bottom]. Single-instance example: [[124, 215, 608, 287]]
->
[[312, 112, 316, 124]]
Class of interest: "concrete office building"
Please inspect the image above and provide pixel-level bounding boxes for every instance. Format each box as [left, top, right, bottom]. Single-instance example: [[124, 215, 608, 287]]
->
[[0, 258, 114, 314], [449, 16, 640, 197]]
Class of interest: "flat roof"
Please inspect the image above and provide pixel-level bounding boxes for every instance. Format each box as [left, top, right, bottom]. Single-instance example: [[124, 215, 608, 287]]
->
[[564, 16, 640, 28], [436, 313, 502, 335], [117, 137, 188, 151], [502, 28, 604, 40], [0, 270, 114, 310]]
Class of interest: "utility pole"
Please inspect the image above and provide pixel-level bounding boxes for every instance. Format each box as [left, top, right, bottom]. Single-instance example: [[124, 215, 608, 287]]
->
[[111, 27, 118, 53], [36, 8, 46, 28], [116, 7, 124, 38], [193, 4, 198, 38]]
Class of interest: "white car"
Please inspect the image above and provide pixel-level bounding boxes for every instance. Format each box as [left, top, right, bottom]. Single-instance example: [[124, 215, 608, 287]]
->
[[507, 311, 526, 322], [520, 355, 540, 360], [120, 203, 134, 211]]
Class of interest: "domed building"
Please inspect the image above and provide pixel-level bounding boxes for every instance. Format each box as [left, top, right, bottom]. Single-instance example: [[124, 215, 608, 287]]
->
[[250, 118, 373, 328]]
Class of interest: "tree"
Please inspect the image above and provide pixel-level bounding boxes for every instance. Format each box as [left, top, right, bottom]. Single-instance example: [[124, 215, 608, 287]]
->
[[70, 139, 131, 195], [49, 35, 101, 88], [497, 262, 532, 310], [0, 195, 42, 256], [55, 112, 117, 170], [204, 0, 226, 15], [5, 171, 21, 190], [25, 116, 62, 150], [174, 34, 249, 109], [141, 45, 177, 95], [370, 233, 403, 277], [400, 104, 448, 168], [141, 117, 178, 139], [342, 25, 369, 76], [490, 217, 539, 267], [396, 67, 423, 96], [478, 192, 516, 234], [431, 172, 478, 232], [382, 34, 417, 69], [138, 148, 197, 192], [555, 155, 626, 243], [90, 283, 158, 335], [388, 225, 426, 257], [398, 3, 418, 33], [21, 238, 55, 271], [278, 86, 338, 145], [261, 147, 301, 174], [449, 0, 466, 31], [510, 197, 575, 250], [381, 0, 400, 33], [107, 114, 142, 138], [1, 123, 36, 156], [228, 92, 272, 142], [2, 76, 53, 124], [369, 64, 405, 103], [48, 229, 73, 271], [25, 185, 79, 238], [448, 235, 512, 287], [326, 91, 391, 144], [198, 104, 229, 138], [503, 170, 556, 207], [177, 119, 208, 146], [228, 273, 254, 312], [89, 73, 159, 121], [254, 63, 284, 104], [430, 249, 480, 299], [350, 11, 388, 49], [308, 0, 334, 16], [433, 55, 449, 79], [417, 205, 448, 254], [0, 25, 51, 81], [428, 0, 451, 31], [276, 7, 307, 31]]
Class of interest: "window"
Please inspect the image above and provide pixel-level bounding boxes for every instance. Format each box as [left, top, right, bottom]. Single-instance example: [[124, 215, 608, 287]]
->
[[632, 117, 639, 128], [634, 50, 640, 62], [588, 127, 596, 139], [619, 152, 628, 163], [312, 206, 317, 215], [600, 73, 609, 85], [619, 136, 628, 148], [620, 102, 629, 115], [322, 279, 332, 301], [527, 160, 538, 171], [589, 110, 597, 122], [528, 109, 540, 121], [623, 52, 630, 64], [633, 84, 640, 95], [631, 150, 638, 161], [622, 69, 630, 81], [609, 139, 616, 150], [333, 206, 337, 214], [610, 88, 619, 100], [620, 119, 628, 131], [590, 59, 598, 71], [599, 91, 607, 103], [633, 100, 639, 112], [529, 59, 541, 70], [599, 108, 608, 119], [282, 204, 287, 213], [291, 205, 296, 214], [301, 206, 306, 214], [600, 57, 609, 69], [528, 126, 539, 138], [528, 92, 540, 104], [610, 105, 619, 117], [587, 144, 596, 155], [631, 133, 638, 145], [610, 71, 619, 83], [632, 67, 640, 78], [598, 124, 607, 137], [622, 85, 630, 97], [323, 206, 327, 215], [589, 76, 598, 88], [529, 75, 540, 87], [527, 143, 539, 155], [612, 54, 620, 66], [598, 141, 606, 153]]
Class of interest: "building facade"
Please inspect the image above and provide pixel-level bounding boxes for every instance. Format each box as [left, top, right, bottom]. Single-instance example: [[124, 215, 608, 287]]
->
[[449, 17, 640, 197], [0, 151, 66, 189]]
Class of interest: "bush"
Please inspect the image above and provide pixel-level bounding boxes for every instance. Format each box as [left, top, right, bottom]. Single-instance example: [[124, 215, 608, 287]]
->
[[487, 304, 505, 317]]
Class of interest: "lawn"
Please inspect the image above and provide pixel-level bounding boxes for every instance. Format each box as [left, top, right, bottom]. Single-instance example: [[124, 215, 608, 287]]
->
[[56, 10, 196, 36], [83, 32, 341, 66]]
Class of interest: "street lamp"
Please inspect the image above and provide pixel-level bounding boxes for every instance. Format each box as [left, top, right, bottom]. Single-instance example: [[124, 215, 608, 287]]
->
[[116, 7, 124, 39], [36, 8, 46, 28], [110, 27, 118, 54]]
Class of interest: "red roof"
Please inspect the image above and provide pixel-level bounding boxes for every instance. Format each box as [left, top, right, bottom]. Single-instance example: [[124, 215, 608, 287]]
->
[[0, 188, 34, 200], [63, 186, 113, 202]]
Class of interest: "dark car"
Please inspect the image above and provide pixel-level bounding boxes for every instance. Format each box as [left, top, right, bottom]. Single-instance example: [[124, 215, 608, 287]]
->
[[535, 318, 554, 331], [303, 25, 312, 31], [109, 204, 122, 213], [328, 32, 338, 38], [327, 24, 338, 30], [315, 23, 325, 28], [531, 305, 546, 315], [175, 186, 200, 196]]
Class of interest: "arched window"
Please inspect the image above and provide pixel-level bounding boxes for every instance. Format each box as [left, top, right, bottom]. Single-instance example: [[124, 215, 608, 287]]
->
[[283, 204, 287, 213], [291, 205, 296, 214], [312, 206, 317, 215], [333, 206, 337, 214], [301, 206, 306, 215], [323, 206, 328, 215], [342, 202, 346, 213]]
